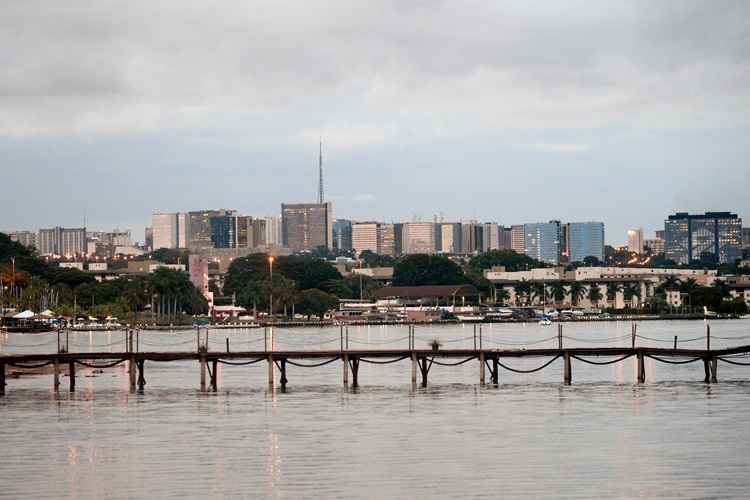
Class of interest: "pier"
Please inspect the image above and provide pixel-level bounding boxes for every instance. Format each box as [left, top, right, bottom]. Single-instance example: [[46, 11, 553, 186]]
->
[[2, 326, 750, 395]]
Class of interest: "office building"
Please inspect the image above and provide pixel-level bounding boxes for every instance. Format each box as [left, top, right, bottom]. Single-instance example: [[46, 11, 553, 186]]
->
[[177, 213, 190, 248], [333, 219, 353, 251], [743, 227, 750, 249], [264, 216, 281, 247], [378, 223, 396, 256], [499, 226, 513, 250], [439, 223, 462, 254], [402, 222, 436, 254], [665, 212, 742, 264], [566, 222, 605, 263], [352, 223, 379, 254], [482, 223, 500, 252], [645, 238, 665, 255], [236, 216, 254, 248], [627, 228, 644, 254], [9, 231, 36, 249], [188, 209, 235, 250], [210, 215, 237, 249], [523, 221, 561, 264], [281, 202, 333, 252], [511, 225, 525, 254], [152, 213, 179, 250], [37, 227, 86, 257]]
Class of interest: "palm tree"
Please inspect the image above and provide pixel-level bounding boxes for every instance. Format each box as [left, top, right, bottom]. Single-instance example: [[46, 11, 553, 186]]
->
[[569, 282, 586, 307], [662, 275, 680, 291], [548, 281, 568, 306], [622, 282, 641, 308], [496, 288, 510, 305], [606, 282, 623, 303], [712, 280, 730, 299], [514, 280, 531, 306], [587, 284, 603, 307], [531, 282, 547, 305]]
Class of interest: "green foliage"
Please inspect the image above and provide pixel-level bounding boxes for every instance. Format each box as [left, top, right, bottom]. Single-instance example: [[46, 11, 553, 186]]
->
[[587, 284, 604, 305], [469, 250, 545, 272], [393, 254, 468, 286], [295, 288, 339, 318], [358, 250, 395, 268], [275, 255, 341, 292], [568, 281, 586, 306]]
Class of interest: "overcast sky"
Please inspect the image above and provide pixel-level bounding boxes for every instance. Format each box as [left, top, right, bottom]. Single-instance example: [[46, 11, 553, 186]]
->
[[2, 1, 749, 245]]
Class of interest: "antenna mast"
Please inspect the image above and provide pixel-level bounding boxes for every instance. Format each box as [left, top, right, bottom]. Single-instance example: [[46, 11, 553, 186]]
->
[[318, 138, 324, 204]]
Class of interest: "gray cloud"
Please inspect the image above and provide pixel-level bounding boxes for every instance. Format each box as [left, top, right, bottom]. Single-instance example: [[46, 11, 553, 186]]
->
[[1, 1, 749, 243]]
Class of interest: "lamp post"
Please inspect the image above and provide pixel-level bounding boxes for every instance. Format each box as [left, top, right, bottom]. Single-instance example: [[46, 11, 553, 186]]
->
[[268, 256, 275, 320]]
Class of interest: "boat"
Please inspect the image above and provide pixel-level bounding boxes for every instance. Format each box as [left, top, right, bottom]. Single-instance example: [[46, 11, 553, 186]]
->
[[456, 314, 486, 322], [538, 315, 553, 326], [703, 306, 718, 318]]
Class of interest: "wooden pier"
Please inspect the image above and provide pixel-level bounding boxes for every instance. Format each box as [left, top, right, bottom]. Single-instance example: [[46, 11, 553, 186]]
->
[[2, 344, 750, 395]]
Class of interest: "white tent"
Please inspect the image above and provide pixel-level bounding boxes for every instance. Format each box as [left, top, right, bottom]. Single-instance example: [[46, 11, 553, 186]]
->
[[39, 309, 56, 318], [13, 310, 35, 319]]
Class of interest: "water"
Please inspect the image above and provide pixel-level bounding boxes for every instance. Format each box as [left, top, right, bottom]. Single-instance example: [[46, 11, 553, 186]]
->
[[2, 320, 750, 499]]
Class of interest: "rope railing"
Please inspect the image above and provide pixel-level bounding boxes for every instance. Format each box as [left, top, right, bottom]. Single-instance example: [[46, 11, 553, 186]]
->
[[274, 337, 341, 347], [359, 355, 410, 364], [431, 356, 477, 367], [348, 335, 411, 345], [6, 360, 54, 369], [285, 357, 340, 368], [645, 354, 702, 365], [74, 359, 128, 369], [563, 334, 631, 343], [497, 355, 561, 374], [217, 358, 265, 366], [571, 353, 633, 365], [717, 357, 750, 366], [482, 336, 558, 346]]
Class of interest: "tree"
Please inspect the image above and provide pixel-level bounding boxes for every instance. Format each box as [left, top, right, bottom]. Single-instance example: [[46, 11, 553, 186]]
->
[[548, 281, 568, 305], [587, 284, 603, 306], [606, 282, 623, 302], [530, 282, 547, 305], [622, 283, 641, 307], [275, 255, 341, 292], [358, 250, 395, 268], [569, 282, 586, 306], [392, 254, 468, 286], [582, 256, 602, 267], [296, 289, 339, 319], [496, 288, 510, 305], [514, 280, 531, 306]]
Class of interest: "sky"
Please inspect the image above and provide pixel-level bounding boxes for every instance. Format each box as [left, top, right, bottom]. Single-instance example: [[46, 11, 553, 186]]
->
[[2, 1, 749, 245]]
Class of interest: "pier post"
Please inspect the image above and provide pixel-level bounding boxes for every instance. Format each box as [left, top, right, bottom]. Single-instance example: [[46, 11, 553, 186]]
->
[[200, 356, 207, 392], [674, 336, 678, 350], [211, 359, 218, 391], [564, 352, 572, 385], [0, 362, 5, 396], [129, 355, 136, 392], [137, 360, 145, 392], [69, 361, 76, 392], [710, 357, 718, 384], [558, 324, 563, 350], [342, 353, 349, 386], [637, 352, 645, 384], [703, 358, 711, 384], [279, 359, 287, 392], [350, 356, 359, 388], [706, 323, 711, 351], [196, 326, 201, 352], [491, 355, 499, 385], [479, 351, 485, 385], [267, 354, 274, 388], [411, 352, 417, 388], [418, 357, 428, 388], [53, 358, 60, 392], [631, 323, 636, 348]]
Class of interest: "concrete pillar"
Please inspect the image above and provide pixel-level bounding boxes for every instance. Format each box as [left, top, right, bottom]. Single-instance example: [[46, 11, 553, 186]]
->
[[564, 352, 572, 385]]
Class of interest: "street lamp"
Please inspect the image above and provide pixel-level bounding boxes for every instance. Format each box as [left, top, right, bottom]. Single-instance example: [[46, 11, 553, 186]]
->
[[268, 255, 275, 319]]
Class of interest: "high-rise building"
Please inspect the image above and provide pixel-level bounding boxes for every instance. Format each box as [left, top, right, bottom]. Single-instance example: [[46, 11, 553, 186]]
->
[[627, 228, 644, 254], [281, 202, 333, 252], [37, 227, 86, 257], [188, 254, 210, 297], [9, 231, 36, 249], [567, 222, 605, 263], [177, 213, 190, 248], [402, 222, 436, 254], [482, 223, 500, 252], [742, 227, 750, 249], [188, 210, 235, 250], [152, 213, 179, 250], [378, 223, 396, 256], [394, 223, 404, 256], [499, 226, 513, 250], [645, 238, 665, 255], [210, 215, 237, 248], [333, 219, 353, 251], [665, 212, 742, 264], [264, 216, 281, 247], [511, 225, 525, 254], [235, 216, 254, 248], [439, 223, 462, 254], [352, 223, 379, 254], [144, 227, 153, 251], [523, 221, 561, 264], [461, 222, 480, 254]]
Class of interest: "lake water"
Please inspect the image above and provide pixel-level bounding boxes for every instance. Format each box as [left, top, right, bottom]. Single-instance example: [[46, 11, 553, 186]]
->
[[2, 319, 750, 499]]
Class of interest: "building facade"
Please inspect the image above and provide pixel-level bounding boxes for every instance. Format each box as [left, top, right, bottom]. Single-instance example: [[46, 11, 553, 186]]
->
[[627, 228, 644, 254], [281, 202, 333, 252], [523, 221, 561, 264], [402, 222, 436, 254], [37, 227, 86, 257], [566, 222, 605, 263], [333, 219, 353, 252], [9, 231, 36, 249], [665, 212, 743, 264], [152, 213, 179, 250], [511, 225, 525, 254]]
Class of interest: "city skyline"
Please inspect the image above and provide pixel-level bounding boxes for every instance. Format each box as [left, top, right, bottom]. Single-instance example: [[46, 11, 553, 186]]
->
[[2, 2, 750, 244]]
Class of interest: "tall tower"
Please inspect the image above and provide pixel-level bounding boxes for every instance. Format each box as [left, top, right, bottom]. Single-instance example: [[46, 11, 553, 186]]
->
[[318, 138, 324, 204]]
